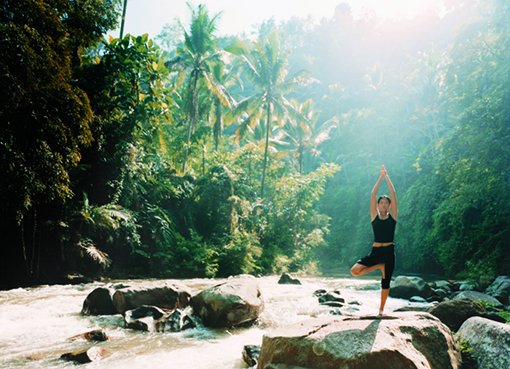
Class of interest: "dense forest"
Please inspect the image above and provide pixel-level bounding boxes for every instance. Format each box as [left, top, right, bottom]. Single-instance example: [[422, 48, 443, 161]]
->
[[1, 0, 508, 289]]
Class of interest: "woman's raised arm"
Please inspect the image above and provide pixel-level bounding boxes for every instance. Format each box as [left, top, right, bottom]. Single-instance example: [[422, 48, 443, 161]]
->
[[371, 166, 386, 221]]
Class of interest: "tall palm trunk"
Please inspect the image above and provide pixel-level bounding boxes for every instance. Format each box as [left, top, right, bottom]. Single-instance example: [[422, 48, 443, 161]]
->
[[261, 98, 272, 197], [183, 72, 199, 172], [119, 0, 128, 38]]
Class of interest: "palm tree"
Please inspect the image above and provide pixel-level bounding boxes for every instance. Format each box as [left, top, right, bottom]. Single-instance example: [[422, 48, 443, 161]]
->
[[167, 4, 233, 172], [275, 99, 338, 174], [230, 31, 306, 196]]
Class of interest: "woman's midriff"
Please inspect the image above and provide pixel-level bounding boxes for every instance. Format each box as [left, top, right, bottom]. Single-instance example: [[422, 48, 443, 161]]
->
[[372, 242, 394, 247]]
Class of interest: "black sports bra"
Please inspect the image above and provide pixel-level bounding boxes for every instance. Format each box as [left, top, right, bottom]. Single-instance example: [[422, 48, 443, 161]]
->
[[371, 214, 396, 243]]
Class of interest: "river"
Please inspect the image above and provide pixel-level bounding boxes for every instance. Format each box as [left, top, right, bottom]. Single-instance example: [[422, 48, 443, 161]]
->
[[0, 275, 424, 369]]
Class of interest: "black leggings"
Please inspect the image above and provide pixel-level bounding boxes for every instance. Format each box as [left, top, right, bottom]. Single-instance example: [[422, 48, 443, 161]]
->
[[357, 244, 395, 289]]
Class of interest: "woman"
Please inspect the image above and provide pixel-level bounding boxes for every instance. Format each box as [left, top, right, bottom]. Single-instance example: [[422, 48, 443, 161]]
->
[[350, 165, 397, 316]]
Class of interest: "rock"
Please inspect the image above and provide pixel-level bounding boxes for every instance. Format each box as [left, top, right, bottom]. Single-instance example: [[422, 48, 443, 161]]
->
[[112, 284, 191, 314], [125, 319, 149, 331], [313, 289, 327, 296], [434, 280, 452, 290], [452, 291, 504, 309], [278, 273, 302, 285], [242, 344, 260, 367], [410, 296, 428, 303], [81, 287, 117, 315], [390, 276, 434, 299], [348, 300, 360, 305], [458, 316, 510, 369], [190, 276, 263, 327], [485, 275, 510, 305], [163, 309, 198, 332], [67, 329, 108, 342], [318, 292, 344, 305], [428, 299, 486, 331], [456, 280, 477, 291], [482, 312, 507, 324], [329, 308, 342, 315], [125, 305, 165, 320], [257, 312, 461, 369], [124, 305, 166, 332], [394, 304, 433, 312], [60, 347, 109, 364], [433, 288, 448, 299]]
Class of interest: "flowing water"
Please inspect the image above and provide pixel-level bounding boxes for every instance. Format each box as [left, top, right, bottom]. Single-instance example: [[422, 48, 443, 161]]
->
[[0, 275, 422, 369]]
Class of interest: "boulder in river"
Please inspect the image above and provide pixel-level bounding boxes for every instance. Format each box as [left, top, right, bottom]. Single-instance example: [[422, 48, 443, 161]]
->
[[427, 298, 486, 331], [458, 316, 510, 369], [112, 284, 191, 314], [484, 275, 510, 305], [278, 273, 302, 285], [82, 284, 191, 315], [190, 275, 263, 327], [81, 287, 117, 315], [124, 305, 166, 332], [257, 312, 461, 369], [60, 347, 109, 364], [242, 344, 260, 367], [451, 290, 504, 309], [67, 329, 108, 342], [389, 276, 434, 299]]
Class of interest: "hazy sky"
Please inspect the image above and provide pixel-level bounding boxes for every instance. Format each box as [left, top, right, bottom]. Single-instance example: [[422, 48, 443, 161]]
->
[[118, 0, 444, 38]]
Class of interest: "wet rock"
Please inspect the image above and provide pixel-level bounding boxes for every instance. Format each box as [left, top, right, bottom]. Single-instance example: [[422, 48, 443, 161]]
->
[[242, 344, 260, 367], [190, 276, 263, 327], [124, 305, 165, 332], [428, 298, 486, 331], [456, 280, 477, 292], [67, 329, 108, 342], [452, 291, 504, 309], [257, 312, 461, 369], [81, 287, 116, 315], [389, 276, 434, 299], [126, 305, 165, 320], [433, 288, 448, 299], [318, 292, 344, 305], [433, 280, 452, 290], [485, 275, 510, 305], [458, 316, 510, 369], [60, 347, 109, 364], [125, 319, 149, 331], [112, 284, 191, 314], [164, 309, 199, 332], [278, 273, 302, 285], [313, 289, 327, 296]]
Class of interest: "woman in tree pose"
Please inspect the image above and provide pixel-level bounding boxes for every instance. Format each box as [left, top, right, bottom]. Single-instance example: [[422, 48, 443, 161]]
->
[[350, 165, 398, 316]]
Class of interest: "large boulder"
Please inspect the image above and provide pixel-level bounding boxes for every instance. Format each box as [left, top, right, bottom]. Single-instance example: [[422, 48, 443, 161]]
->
[[82, 284, 191, 315], [81, 287, 116, 315], [112, 284, 191, 314], [452, 290, 504, 309], [191, 276, 263, 327], [458, 316, 510, 369], [389, 276, 434, 299], [257, 312, 461, 369], [485, 275, 510, 305], [427, 299, 486, 332]]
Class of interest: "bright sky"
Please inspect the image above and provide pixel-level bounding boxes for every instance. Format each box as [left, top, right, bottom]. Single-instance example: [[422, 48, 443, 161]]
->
[[119, 0, 444, 38]]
